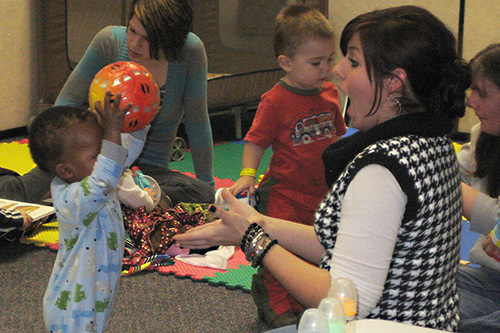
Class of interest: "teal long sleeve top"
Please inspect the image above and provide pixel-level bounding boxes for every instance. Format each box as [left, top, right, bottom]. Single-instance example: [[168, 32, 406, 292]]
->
[[55, 26, 215, 187]]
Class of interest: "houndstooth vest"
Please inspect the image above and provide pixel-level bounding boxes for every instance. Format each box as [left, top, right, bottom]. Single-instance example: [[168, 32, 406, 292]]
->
[[315, 135, 462, 331]]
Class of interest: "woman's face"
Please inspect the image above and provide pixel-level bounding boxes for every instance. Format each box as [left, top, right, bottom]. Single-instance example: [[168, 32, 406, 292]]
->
[[127, 14, 151, 63], [332, 34, 381, 131], [467, 75, 500, 136]]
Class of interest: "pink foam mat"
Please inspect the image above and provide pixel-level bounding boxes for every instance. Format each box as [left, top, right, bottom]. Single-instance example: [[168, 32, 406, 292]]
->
[[156, 247, 250, 280]]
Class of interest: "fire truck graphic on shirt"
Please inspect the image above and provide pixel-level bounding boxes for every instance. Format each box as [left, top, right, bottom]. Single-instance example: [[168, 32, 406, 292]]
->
[[291, 112, 334, 145]]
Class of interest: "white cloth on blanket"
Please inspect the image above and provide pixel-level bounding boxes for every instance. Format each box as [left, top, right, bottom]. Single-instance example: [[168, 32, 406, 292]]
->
[[175, 246, 235, 269]]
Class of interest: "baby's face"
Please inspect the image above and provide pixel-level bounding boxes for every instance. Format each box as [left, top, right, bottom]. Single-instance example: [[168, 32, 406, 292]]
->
[[284, 37, 336, 90], [60, 120, 103, 183]]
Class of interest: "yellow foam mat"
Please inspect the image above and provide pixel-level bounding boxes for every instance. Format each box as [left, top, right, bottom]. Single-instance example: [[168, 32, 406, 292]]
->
[[0, 141, 36, 175], [1, 141, 464, 176], [20, 221, 59, 247]]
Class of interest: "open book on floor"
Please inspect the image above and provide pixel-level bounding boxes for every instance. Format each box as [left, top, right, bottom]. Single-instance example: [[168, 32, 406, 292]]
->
[[0, 198, 55, 222]]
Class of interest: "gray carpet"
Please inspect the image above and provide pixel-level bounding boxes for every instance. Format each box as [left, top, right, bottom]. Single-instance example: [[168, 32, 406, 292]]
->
[[0, 238, 270, 332]]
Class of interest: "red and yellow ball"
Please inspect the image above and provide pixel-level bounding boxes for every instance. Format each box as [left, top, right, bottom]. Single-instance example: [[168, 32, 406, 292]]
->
[[89, 61, 160, 132]]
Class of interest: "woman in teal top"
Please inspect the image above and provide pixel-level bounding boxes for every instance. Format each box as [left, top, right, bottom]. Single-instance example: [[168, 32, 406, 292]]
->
[[0, 0, 215, 205], [55, 0, 215, 204]]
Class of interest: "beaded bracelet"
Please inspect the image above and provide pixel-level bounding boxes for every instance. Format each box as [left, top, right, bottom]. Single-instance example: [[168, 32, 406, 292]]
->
[[240, 222, 278, 267], [255, 239, 278, 267], [240, 168, 257, 178], [240, 222, 260, 249], [241, 223, 265, 262]]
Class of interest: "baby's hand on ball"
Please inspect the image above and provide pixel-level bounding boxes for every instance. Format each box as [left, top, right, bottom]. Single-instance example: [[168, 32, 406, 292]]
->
[[95, 91, 132, 144]]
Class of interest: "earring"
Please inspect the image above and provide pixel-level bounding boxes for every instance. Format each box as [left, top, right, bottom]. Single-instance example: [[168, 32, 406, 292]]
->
[[383, 95, 402, 119]]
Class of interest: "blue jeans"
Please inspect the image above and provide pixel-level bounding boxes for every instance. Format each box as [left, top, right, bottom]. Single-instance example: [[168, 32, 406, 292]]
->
[[457, 265, 500, 332]]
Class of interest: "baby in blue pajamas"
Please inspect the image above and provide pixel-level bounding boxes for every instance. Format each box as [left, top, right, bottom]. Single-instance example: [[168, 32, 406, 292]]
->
[[29, 93, 148, 332]]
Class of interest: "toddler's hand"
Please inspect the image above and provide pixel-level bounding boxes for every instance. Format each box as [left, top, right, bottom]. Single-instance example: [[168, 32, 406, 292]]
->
[[94, 91, 131, 144], [229, 177, 257, 197], [482, 234, 500, 262]]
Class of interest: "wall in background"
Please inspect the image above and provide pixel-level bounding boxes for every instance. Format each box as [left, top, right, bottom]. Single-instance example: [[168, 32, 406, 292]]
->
[[0, 0, 40, 131], [460, 0, 500, 132], [0, 1, 499, 133]]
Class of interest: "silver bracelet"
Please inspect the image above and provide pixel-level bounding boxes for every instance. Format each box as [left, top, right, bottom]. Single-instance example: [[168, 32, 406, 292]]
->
[[244, 229, 265, 262], [253, 235, 272, 265]]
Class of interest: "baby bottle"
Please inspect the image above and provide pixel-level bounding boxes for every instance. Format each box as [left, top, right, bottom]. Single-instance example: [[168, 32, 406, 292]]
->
[[318, 297, 346, 333], [297, 308, 329, 332], [328, 277, 358, 324], [214, 188, 258, 210]]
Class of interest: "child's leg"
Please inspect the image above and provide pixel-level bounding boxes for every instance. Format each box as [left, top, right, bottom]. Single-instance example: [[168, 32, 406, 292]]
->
[[258, 177, 321, 225], [252, 181, 317, 327], [252, 267, 305, 327]]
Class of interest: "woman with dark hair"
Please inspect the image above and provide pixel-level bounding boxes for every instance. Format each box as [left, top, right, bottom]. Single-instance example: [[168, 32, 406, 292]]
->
[[457, 43, 500, 332], [0, 0, 215, 205], [174, 5, 471, 331]]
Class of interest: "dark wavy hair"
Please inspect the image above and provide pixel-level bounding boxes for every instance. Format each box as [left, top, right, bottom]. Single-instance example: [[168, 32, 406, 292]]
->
[[129, 0, 193, 62], [470, 44, 500, 197], [340, 5, 471, 120], [29, 106, 99, 174]]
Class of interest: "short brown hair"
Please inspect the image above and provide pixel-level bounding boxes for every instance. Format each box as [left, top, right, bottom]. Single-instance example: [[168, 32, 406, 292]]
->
[[470, 43, 500, 90], [129, 0, 193, 61], [274, 5, 334, 58]]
